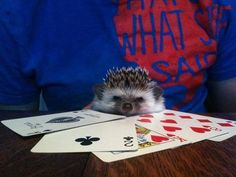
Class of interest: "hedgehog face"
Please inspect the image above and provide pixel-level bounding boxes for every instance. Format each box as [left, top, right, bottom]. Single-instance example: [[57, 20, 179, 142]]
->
[[105, 87, 159, 116], [92, 67, 165, 116], [92, 84, 165, 116]]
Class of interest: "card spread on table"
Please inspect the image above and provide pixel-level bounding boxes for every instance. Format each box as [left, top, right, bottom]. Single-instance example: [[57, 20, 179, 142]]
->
[[93, 110, 236, 162], [135, 110, 229, 143], [31, 118, 138, 153], [3, 107, 235, 162], [160, 110, 236, 142], [1, 109, 125, 137], [93, 124, 190, 162], [191, 115, 236, 142]]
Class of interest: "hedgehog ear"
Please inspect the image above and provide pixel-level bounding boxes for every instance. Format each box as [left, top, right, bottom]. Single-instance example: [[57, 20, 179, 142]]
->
[[153, 86, 163, 100], [94, 84, 105, 100]]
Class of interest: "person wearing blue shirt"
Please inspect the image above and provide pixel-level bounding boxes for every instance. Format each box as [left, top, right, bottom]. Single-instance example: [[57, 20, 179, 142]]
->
[[0, 0, 236, 113]]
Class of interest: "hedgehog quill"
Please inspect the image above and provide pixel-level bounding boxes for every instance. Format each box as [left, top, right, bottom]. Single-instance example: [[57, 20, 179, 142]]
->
[[92, 67, 165, 116]]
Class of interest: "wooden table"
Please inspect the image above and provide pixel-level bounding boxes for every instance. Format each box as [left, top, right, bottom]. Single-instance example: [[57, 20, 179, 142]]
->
[[1, 111, 236, 177]]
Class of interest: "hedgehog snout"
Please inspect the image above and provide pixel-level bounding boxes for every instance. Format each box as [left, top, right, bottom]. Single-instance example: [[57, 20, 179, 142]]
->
[[120, 102, 135, 116], [122, 102, 133, 111]]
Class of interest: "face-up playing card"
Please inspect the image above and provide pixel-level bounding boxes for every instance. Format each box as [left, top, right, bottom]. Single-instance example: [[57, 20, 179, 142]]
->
[[94, 110, 235, 162], [1, 109, 125, 137], [31, 118, 138, 153], [188, 115, 236, 142], [93, 124, 190, 162], [135, 110, 228, 143], [159, 110, 236, 142]]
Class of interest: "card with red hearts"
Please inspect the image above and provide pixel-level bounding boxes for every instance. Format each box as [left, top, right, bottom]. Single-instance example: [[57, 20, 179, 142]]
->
[[93, 124, 189, 162], [136, 124, 182, 148], [135, 110, 228, 143], [93, 110, 235, 162], [182, 113, 236, 142], [159, 110, 236, 142]]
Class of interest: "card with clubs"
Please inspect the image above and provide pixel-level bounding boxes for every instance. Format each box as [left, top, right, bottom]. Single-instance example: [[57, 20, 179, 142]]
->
[[135, 110, 228, 143], [93, 124, 189, 162], [1, 109, 125, 136], [31, 118, 138, 153]]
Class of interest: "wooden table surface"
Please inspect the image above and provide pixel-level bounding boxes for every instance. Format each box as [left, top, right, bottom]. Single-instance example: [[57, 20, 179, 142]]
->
[[0, 111, 236, 177]]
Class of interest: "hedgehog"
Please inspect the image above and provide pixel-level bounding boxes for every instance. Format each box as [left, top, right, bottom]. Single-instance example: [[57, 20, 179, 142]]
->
[[91, 67, 165, 116]]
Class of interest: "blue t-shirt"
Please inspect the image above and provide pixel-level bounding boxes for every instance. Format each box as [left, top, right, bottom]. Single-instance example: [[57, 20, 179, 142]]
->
[[0, 0, 236, 112]]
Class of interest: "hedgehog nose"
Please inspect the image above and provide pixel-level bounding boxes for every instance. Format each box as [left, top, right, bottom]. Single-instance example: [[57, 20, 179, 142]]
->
[[122, 103, 133, 112]]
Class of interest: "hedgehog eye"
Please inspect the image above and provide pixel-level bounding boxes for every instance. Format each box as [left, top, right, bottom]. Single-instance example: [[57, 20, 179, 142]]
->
[[112, 96, 121, 101], [136, 97, 144, 102]]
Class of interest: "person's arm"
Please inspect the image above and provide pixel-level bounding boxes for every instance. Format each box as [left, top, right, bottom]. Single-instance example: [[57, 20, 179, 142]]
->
[[207, 77, 236, 112]]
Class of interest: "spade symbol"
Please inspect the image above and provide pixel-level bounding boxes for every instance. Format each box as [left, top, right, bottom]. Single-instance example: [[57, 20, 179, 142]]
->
[[46, 116, 84, 123], [75, 136, 100, 146]]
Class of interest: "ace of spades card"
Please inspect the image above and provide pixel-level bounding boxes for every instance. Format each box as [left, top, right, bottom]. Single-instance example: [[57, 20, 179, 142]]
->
[[1, 109, 125, 137], [135, 110, 228, 143], [93, 124, 189, 162], [31, 118, 138, 153]]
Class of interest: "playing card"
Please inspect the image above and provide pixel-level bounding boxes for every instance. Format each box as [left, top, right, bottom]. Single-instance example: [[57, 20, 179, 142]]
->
[[159, 110, 236, 142], [136, 110, 228, 143], [210, 131, 236, 142], [1, 109, 125, 136], [93, 124, 189, 162], [31, 118, 138, 153], [189, 115, 236, 142]]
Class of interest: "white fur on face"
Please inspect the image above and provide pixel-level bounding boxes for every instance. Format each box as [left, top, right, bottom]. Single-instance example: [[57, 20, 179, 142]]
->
[[92, 87, 165, 115], [92, 90, 116, 113]]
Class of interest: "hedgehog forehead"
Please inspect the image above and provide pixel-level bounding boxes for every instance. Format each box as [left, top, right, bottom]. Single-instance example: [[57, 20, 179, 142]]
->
[[104, 67, 151, 89], [104, 87, 151, 99]]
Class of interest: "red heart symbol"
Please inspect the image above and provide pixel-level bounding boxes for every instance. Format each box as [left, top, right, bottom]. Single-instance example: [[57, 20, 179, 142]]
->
[[151, 135, 169, 142], [179, 115, 192, 119], [163, 126, 182, 132], [190, 127, 211, 133], [161, 119, 177, 124], [140, 114, 154, 118], [138, 119, 152, 123], [218, 123, 233, 127], [197, 119, 212, 123], [164, 112, 175, 116], [166, 133, 175, 137]]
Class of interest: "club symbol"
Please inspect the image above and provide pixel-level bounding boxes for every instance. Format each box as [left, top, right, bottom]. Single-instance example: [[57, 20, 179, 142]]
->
[[75, 136, 100, 146]]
